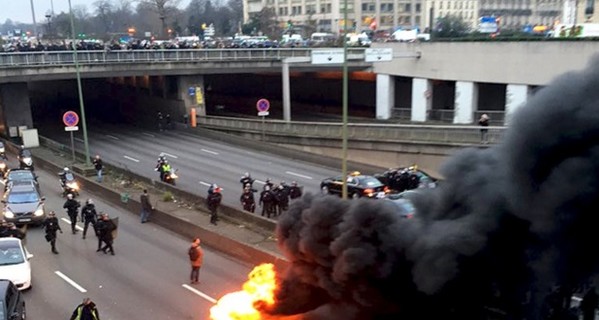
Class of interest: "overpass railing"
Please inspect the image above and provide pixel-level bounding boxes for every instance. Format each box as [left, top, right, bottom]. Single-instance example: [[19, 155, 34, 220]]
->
[[197, 116, 507, 145], [0, 48, 367, 67]]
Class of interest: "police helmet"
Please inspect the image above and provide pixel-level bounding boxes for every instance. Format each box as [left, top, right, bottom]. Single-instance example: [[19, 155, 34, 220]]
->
[[87, 199, 93, 205], [64, 167, 70, 171], [67, 193, 73, 199]]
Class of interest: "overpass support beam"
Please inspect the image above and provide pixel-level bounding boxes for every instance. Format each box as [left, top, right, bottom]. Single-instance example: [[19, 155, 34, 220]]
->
[[178, 75, 206, 117], [411, 78, 432, 122], [376, 74, 395, 120], [454, 81, 478, 124], [505, 84, 528, 125], [282, 60, 291, 122], [0, 83, 33, 137]]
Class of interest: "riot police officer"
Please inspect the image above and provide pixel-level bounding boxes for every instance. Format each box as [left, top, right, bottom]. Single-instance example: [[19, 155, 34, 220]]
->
[[63, 194, 81, 234], [240, 186, 256, 213], [80, 199, 97, 239]]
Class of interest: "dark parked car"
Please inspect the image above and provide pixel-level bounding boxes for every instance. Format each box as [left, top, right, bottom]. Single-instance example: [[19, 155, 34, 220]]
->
[[321, 172, 390, 199], [2, 181, 46, 226], [375, 166, 438, 192], [0, 279, 26, 319]]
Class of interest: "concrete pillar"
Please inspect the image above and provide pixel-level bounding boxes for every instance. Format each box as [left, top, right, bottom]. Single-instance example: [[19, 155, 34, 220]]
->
[[0, 83, 33, 137], [282, 61, 291, 122], [411, 78, 432, 122], [505, 84, 529, 125], [177, 75, 206, 117], [376, 74, 395, 120], [453, 81, 478, 124]]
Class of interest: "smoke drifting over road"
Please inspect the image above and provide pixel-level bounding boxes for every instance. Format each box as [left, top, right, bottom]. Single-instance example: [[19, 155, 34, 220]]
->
[[267, 57, 599, 319]]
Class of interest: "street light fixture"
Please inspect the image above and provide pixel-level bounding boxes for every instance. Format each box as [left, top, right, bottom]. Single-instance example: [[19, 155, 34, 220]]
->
[[341, 0, 349, 199], [68, 0, 92, 166]]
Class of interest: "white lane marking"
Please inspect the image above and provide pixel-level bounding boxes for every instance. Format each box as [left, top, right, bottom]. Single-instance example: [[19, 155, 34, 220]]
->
[[124, 155, 140, 163], [106, 135, 119, 140], [60, 218, 84, 231], [255, 180, 266, 185], [182, 284, 217, 303], [74, 138, 84, 143], [142, 132, 155, 138], [201, 149, 219, 155], [55, 271, 87, 293], [285, 171, 313, 180], [162, 152, 178, 159], [198, 181, 224, 191]]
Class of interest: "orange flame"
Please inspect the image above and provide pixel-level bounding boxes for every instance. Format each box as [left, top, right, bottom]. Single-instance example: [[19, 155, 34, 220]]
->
[[210, 263, 278, 320]]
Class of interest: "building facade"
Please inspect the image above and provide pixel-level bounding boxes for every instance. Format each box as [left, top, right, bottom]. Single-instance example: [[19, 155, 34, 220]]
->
[[243, 0, 598, 37]]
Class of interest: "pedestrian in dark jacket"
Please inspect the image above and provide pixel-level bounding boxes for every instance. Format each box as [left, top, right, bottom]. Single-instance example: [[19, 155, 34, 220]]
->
[[207, 187, 222, 225], [274, 183, 290, 216], [140, 189, 154, 223], [80, 199, 97, 239], [97, 213, 117, 255], [92, 155, 103, 183], [63, 194, 81, 234], [44, 211, 63, 254], [70, 297, 100, 320], [478, 113, 490, 144]]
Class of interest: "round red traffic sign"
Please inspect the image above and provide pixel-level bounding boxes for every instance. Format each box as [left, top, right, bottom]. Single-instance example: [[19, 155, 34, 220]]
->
[[256, 98, 270, 112], [63, 111, 80, 127]]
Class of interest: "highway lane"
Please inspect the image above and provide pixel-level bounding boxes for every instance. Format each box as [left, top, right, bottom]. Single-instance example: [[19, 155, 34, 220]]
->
[[4, 159, 252, 319], [40, 123, 343, 211]]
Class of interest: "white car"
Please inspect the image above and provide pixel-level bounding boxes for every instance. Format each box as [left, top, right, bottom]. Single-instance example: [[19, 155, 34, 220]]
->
[[0, 238, 32, 290]]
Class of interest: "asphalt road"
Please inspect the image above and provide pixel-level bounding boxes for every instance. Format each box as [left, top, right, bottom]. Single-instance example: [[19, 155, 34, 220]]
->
[[4, 159, 252, 319], [39, 123, 342, 211]]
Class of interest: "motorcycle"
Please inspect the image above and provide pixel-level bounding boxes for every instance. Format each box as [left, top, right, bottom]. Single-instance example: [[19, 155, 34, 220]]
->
[[163, 169, 178, 186], [18, 150, 34, 171], [60, 172, 80, 197]]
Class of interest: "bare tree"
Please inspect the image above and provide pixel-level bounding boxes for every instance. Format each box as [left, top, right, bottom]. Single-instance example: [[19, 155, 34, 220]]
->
[[137, 0, 181, 38], [93, 0, 114, 33]]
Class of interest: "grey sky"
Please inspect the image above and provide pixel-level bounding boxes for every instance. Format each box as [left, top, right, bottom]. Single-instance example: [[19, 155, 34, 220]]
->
[[0, 0, 191, 25]]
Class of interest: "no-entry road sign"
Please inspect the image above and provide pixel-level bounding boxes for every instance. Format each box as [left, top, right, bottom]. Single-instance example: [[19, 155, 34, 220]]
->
[[63, 111, 79, 127]]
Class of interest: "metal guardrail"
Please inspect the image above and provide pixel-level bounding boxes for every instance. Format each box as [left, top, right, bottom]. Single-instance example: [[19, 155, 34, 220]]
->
[[197, 116, 507, 145], [0, 48, 368, 67]]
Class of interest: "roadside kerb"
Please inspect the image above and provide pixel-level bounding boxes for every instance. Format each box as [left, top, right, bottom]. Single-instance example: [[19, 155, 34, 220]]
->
[[30, 149, 289, 270]]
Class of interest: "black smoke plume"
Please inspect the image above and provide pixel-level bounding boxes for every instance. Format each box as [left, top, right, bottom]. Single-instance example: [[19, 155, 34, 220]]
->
[[266, 57, 599, 319]]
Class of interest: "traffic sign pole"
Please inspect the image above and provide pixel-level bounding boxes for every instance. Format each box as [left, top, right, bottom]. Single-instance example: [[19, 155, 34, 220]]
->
[[70, 130, 75, 163]]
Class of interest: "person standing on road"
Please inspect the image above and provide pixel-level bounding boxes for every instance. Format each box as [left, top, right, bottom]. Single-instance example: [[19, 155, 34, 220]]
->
[[92, 155, 103, 183], [478, 113, 490, 144], [80, 199, 97, 240], [63, 194, 81, 234], [207, 187, 222, 225], [70, 297, 100, 320], [140, 189, 154, 223], [188, 238, 204, 284], [44, 211, 63, 254], [289, 181, 303, 199], [259, 185, 276, 218], [98, 213, 117, 255]]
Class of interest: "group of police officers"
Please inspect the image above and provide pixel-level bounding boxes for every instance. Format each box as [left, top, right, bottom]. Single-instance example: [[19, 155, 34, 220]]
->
[[239, 172, 303, 219]]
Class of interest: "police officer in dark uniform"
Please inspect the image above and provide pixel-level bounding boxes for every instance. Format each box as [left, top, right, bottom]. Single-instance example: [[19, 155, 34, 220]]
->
[[263, 178, 274, 191], [207, 187, 222, 225], [240, 186, 255, 213], [289, 181, 303, 199], [274, 183, 290, 216], [259, 185, 276, 218], [63, 194, 81, 234], [44, 211, 63, 254], [80, 199, 97, 239], [240, 172, 255, 192]]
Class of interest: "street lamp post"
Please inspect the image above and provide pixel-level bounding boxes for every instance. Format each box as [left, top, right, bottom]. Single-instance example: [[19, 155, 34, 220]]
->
[[30, 0, 38, 37], [341, 0, 349, 199], [68, 0, 92, 166]]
